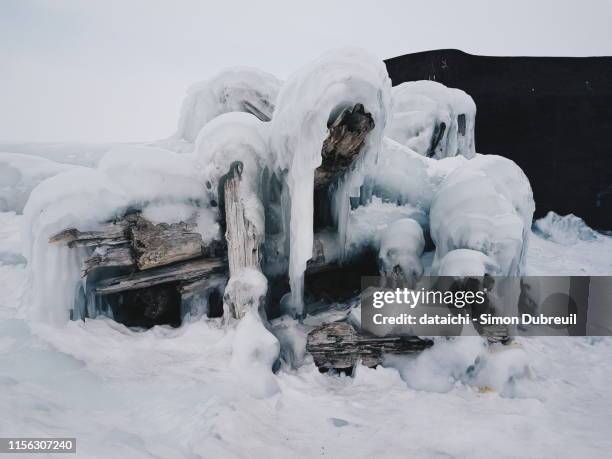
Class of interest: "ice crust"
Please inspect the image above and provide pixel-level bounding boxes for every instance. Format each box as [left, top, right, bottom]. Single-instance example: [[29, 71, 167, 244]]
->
[[378, 218, 425, 284], [430, 154, 534, 276], [174, 67, 282, 144], [388, 80, 476, 159]]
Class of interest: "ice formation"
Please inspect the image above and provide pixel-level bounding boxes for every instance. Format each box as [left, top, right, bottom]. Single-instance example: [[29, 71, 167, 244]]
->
[[22, 145, 221, 325], [231, 308, 280, 398], [430, 154, 534, 277], [387, 80, 476, 159], [173, 67, 282, 144], [378, 218, 425, 287], [192, 112, 271, 244], [22, 168, 127, 324], [223, 267, 268, 320], [20, 49, 536, 377], [534, 211, 599, 245], [271, 48, 392, 314]]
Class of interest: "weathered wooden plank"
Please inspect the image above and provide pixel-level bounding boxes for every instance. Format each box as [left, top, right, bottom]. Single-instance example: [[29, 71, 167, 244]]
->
[[306, 322, 433, 371], [95, 257, 226, 295], [130, 215, 203, 270], [49, 220, 129, 248], [81, 245, 134, 277], [222, 161, 266, 319], [223, 162, 262, 277], [52, 212, 225, 277]]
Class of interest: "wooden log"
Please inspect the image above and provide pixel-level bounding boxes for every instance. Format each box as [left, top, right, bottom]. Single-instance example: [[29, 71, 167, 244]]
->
[[81, 245, 134, 277], [223, 162, 262, 277], [49, 220, 130, 248], [129, 215, 203, 270], [95, 257, 226, 295], [314, 103, 375, 189], [306, 322, 433, 371]]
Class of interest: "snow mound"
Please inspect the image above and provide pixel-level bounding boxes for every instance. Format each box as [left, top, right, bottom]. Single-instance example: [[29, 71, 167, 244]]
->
[[98, 145, 203, 206], [378, 218, 425, 286], [388, 80, 476, 159], [231, 309, 280, 398], [385, 337, 534, 397], [0, 153, 78, 213], [430, 154, 534, 276], [534, 211, 599, 245], [347, 198, 427, 254], [223, 267, 268, 320], [174, 67, 282, 143], [359, 137, 467, 215], [436, 249, 499, 278]]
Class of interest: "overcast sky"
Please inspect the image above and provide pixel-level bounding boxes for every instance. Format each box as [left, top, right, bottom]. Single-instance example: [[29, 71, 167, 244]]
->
[[1, 0, 611, 143]]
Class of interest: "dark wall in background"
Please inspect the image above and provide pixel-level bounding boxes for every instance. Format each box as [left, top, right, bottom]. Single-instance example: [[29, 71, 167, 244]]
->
[[385, 49, 612, 229]]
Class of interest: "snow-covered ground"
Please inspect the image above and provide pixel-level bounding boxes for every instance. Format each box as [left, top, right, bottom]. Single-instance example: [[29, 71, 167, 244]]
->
[[1, 209, 611, 458]]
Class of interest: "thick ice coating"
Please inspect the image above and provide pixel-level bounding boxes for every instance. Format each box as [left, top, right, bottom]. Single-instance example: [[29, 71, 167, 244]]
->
[[23, 145, 220, 324], [378, 218, 425, 287], [174, 67, 282, 143], [192, 112, 271, 241], [388, 80, 476, 159], [430, 155, 534, 276], [22, 168, 128, 325], [270, 48, 392, 314]]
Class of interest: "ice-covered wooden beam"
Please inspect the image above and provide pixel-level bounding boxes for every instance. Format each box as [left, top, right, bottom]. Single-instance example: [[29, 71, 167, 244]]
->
[[223, 161, 262, 276], [94, 257, 226, 295], [222, 161, 267, 319], [306, 322, 433, 371], [314, 103, 375, 189], [49, 220, 130, 248]]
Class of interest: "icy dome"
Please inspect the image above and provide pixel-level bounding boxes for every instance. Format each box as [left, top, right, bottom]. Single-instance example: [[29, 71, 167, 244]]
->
[[174, 67, 281, 143], [387, 80, 476, 159]]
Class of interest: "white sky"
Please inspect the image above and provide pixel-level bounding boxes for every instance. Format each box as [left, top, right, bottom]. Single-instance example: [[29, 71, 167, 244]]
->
[[1, 0, 611, 143]]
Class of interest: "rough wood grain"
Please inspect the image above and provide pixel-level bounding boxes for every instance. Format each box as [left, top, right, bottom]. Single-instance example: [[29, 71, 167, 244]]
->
[[95, 257, 226, 295], [314, 103, 375, 189], [306, 322, 433, 371], [223, 162, 262, 277], [49, 220, 129, 248], [130, 215, 203, 270], [82, 245, 134, 277]]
